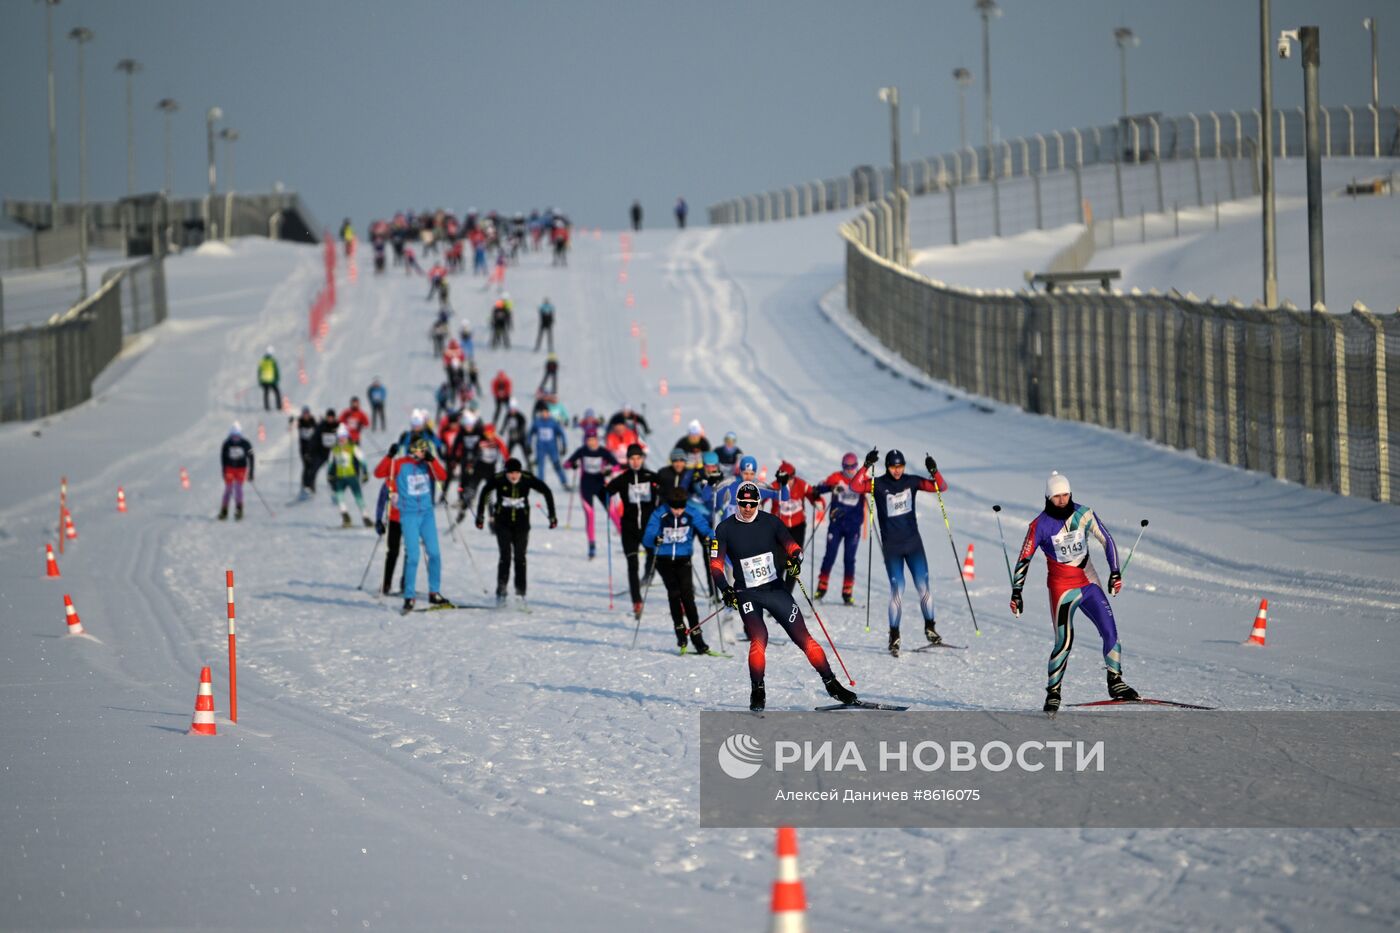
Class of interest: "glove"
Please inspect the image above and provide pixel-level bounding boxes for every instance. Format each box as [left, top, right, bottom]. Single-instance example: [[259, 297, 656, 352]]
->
[[475, 516, 485, 530], [375, 520, 386, 535], [863, 448, 879, 468], [721, 585, 739, 610], [549, 515, 558, 529], [786, 553, 802, 578], [1107, 571, 1122, 596], [387, 443, 399, 457], [653, 536, 665, 547], [1010, 589, 1024, 616], [247, 469, 255, 483], [924, 454, 938, 475]]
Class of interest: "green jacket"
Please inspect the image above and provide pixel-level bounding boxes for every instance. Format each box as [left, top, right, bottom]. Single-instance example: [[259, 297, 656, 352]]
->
[[258, 355, 280, 386]]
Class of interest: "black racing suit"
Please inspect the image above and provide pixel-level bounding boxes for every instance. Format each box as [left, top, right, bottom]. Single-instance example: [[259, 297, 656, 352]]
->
[[603, 467, 660, 606], [476, 471, 557, 597]]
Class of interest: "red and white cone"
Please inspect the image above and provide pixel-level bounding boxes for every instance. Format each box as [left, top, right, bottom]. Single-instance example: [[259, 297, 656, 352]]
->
[[117, 486, 128, 513], [189, 666, 217, 735], [1244, 599, 1268, 646], [64, 509, 78, 540], [769, 826, 808, 932], [63, 594, 84, 635], [659, 378, 669, 397], [961, 542, 975, 581], [180, 466, 191, 490], [257, 423, 267, 443], [45, 543, 61, 578], [625, 292, 635, 308]]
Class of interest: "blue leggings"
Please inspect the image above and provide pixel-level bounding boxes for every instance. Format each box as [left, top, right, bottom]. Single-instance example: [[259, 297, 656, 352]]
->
[[1047, 583, 1122, 689], [398, 508, 442, 600], [819, 520, 861, 585], [885, 549, 935, 630], [535, 446, 569, 487]]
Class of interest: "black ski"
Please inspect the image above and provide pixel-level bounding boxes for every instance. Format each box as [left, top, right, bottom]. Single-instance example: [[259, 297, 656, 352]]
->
[[911, 642, 968, 652], [814, 700, 910, 711], [413, 604, 490, 613], [1065, 698, 1217, 710]]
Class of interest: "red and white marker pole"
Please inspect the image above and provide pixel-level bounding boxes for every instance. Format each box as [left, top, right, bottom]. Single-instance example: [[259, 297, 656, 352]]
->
[[226, 569, 238, 723], [59, 476, 67, 555]]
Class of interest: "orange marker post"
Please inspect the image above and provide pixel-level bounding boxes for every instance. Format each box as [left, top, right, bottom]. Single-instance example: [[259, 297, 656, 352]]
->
[[226, 570, 238, 722], [59, 476, 67, 554]]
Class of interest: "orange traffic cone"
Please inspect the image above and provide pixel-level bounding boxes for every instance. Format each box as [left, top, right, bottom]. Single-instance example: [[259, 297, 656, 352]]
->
[[659, 378, 669, 396], [189, 666, 217, 735], [45, 543, 61, 578], [257, 423, 267, 443], [63, 594, 85, 635], [962, 542, 975, 580], [64, 509, 78, 540], [180, 466, 191, 490], [672, 406, 682, 424], [769, 827, 808, 933], [625, 292, 635, 308], [117, 486, 128, 513], [1244, 599, 1268, 646], [630, 321, 640, 339]]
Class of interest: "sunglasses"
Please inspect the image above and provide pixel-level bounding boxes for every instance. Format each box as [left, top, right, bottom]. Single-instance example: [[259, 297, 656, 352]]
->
[[737, 501, 759, 509]]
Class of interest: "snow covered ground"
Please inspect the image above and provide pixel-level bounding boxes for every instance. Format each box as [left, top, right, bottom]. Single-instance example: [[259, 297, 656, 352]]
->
[[2, 213, 1399, 931]]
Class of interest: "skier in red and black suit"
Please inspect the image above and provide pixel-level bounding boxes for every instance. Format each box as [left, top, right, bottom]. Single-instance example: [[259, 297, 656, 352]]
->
[[709, 482, 857, 712]]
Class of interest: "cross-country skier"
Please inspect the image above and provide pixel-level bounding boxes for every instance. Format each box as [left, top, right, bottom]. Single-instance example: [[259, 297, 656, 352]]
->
[[768, 461, 823, 594], [709, 482, 857, 712], [1010, 471, 1138, 713], [644, 486, 716, 654], [848, 449, 947, 657], [327, 424, 373, 527], [394, 436, 451, 613], [656, 447, 700, 502], [491, 370, 512, 425], [339, 397, 371, 443], [373, 444, 405, 595], [475, 458, 558, 608], [219, 423, 254, 521], [714, 431, 742, 473], [534, 298, 555, 352], [318, 408, 342, 474], [673, 420, 710, 468], [257, 347, 281, 411], [812, 452, 866, 605], [606, 404, 650, 439], [293, 406, 322, 497], [538, 353, 559, 396], [528, 407, 569, 489], [367, 377, 387, 432], [564, 430, 620, 561], [502, 399, 530, 468], [604, 443, 661, 616]]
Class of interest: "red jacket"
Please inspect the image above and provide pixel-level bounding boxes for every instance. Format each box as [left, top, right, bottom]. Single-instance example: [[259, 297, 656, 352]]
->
[[373, 454, 404, 521], [768, 474, 822, 529], [340, 406, 371, 442], [491, 373, 511, 400]]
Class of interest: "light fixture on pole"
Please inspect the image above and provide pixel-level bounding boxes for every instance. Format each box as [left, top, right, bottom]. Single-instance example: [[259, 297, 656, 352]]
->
[[156, 98, 178, 195], [116, 59, 141, 196], [43, 0, 62, 226], [68, 25, 93, 300], [206, 106, 222, 197], [1113, 26, 1139, 119], [953, 67, 973, 151], [1364, 17, 1380, 157], [219, 127, 239, 192], [976, 0, 1001, 236], [877, 86, 905, 266]]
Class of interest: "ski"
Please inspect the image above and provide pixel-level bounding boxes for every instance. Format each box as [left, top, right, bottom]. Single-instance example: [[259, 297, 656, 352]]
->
[[814, 700, 910, 711], [680, 648, 733, 658], [910, 642, 968, 652], [412, 604, 490, 613], [1066, 698, 1217, 710]]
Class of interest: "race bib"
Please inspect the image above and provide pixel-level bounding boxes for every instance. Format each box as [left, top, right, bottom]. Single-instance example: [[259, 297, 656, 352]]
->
[[537, 426, 554, 441], [480, 446, 500, 463], [500, 496, 526, 509], [321, 432, 337, 447], [405, 473, 430, 497], [1051, 525, 1088, 563], [628, 483, 651, 504], [582, 455, 605, 475], [227, 447, 245, 461], [661, 525, 690, 544], [739, 552, 778, 587], [885, 489, 912, 517], [778, 498, 803, 517], [835, 484, 861, 507]]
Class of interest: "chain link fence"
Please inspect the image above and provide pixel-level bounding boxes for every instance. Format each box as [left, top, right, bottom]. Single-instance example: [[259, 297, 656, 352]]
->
[[841, 214, 1397, 504], [0, 256, 167, 422]]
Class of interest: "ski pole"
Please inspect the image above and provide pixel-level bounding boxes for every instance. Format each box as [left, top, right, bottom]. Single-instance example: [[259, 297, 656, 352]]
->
[[630, 559, 655, 649], [566, 468, 578, 528], [683, 605, 725, 638], [1119, 519, 1150, 575], [287, 422, 294, 496], [691, 556, 724, 652], [991, 504, 1014, 586], [793, 573, 856, 686], [357, 533, 383, 591], [928, 457, 979, 636], [864, 477, 876, 633], [248, 479, 276, 517]]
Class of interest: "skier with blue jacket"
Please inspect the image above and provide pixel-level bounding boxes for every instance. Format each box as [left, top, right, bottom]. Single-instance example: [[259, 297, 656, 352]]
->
[[528, 407, 570, 489], [394, 435, 451, 614], [643, 486, 717, 655]]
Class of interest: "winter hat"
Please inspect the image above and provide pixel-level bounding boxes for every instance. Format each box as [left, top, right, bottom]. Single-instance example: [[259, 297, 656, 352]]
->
[[504, 458, 523, 472], [335, 424, 349, 440], [687, 419, 703, 436], [509, 398, 518, 410], [739, 455, 758, 473], [841, 452, 859, 470], [265, 345, 274, 356], [724, 432, 738, 445], [777, 460, 796, 478], [1045, 471, 1072, 498], [583, 426, 599, 440], [702, 451, 720, 466], [885, 449, 906, 468], [736, 482, 761, 504], [626, 443, 646, 458], [667, 486, 690, 507], [229, 421, 242, 437], [669, 447, 687, 462], [410, 409, 426, 428]]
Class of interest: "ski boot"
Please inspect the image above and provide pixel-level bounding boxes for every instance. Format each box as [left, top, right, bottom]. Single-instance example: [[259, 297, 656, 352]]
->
[[888, 629, 901, 658], [633, 601, 644, 621], [588, 541, 597, 560], [823, 676, 858, 706], [1107, 671, 1140, 701], [1044, 685, 1062, 714], [924, 619, 943, 646], [677, 638, 689, 656], [750, 684, 766, 712], [842, 591, 856, 606], [428, 592, 453, 608], [341, 512, 353, 528], [401, 598, 415, 615], [234, 504, 244, 521], [362, 516, 374, 528], [495, 591, 508, 608], [813, 585, 827, 601], [692, 638, 712, 656], [218, 506, 228, 521]]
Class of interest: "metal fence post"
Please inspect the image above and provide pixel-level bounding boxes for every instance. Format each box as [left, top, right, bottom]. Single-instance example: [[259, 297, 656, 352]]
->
[[1032, 172, 1043, 230], [1331, 315, 1350, 496], [1353, 306, 1390, 502], [949, 183, 959, 246]]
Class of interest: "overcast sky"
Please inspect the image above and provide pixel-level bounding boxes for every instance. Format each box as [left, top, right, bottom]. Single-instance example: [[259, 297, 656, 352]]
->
[[1, 0, 1395, 231]]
